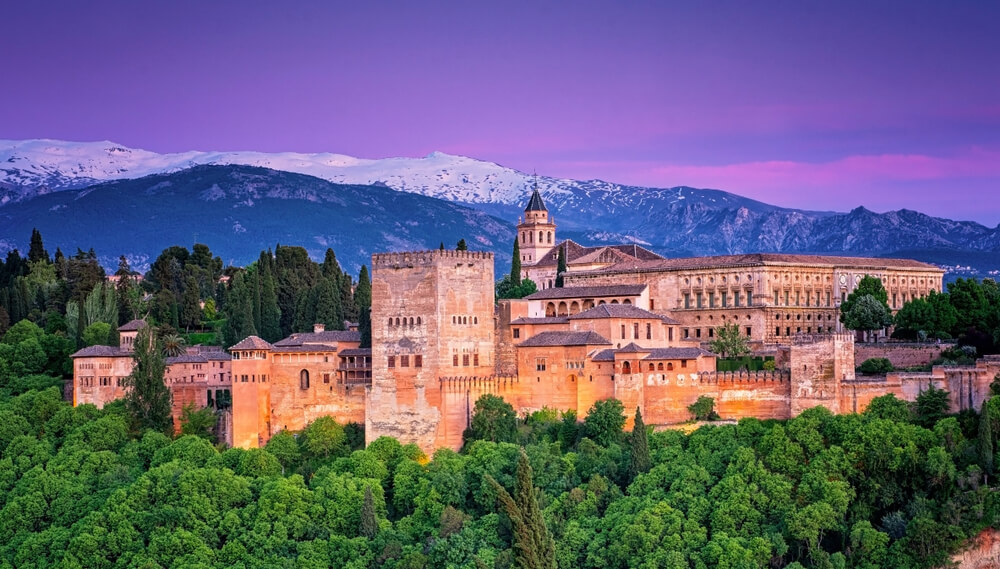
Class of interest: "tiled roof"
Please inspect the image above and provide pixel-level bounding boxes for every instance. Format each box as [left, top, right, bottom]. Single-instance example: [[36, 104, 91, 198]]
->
[[510, 316, 570, 325], [576, 253, 940, 275], [617, 342, 650, 353], [71, 345, 128, 358], [524, 284, 647, 301], [518, 331, 612, 347], [530, 240, 665, 268], [203, 352, 232, 361], [645, 347, 715, 359], [272, 330, 361, 346], [567, 303, 679, 324], [118, 319, 147, 332], [524, 188, 547, 212], [229, 336, 274, 350], [338, 348, 372, 357], [271, 345, 340, 353], [591, 349, 616, 362]]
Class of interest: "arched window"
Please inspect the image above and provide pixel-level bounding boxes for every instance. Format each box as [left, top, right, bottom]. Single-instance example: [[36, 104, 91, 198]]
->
[[558, 301, 568, 316], [395, 317, 401, 326], [416, 317, 421, 325], [521, 233, 526, 243], [300, 369, 310, 389], [546, 302, 556, 317], [547, 231, 552, 244], [657, 363, 664, 371], [409, 317, 414, 326], [622, 361, 632, 374], [611, 299, 619, 305], [648, 363, 655, 371], [388, 318, 393, 327], [539, 231, 544, 241], [570, 301, 580, 314], [474, 317, 478, 324], [667, 362, 674, 371], [623, 299, 632, 305]]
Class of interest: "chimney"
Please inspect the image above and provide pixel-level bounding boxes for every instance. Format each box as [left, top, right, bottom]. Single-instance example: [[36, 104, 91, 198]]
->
[[314, 323, 325, 333]]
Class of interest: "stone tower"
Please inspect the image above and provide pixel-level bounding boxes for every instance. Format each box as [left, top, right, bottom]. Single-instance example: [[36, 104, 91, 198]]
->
[[517, 185, 556, 267], [367, 249, 496, 452]]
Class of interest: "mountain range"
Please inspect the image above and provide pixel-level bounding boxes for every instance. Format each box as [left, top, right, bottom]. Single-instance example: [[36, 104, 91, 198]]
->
[[2, 139, 998, 276]]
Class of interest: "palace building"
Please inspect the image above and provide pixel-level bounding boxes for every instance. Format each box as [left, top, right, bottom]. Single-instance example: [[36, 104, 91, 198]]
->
[[72, 189, 999, 455]]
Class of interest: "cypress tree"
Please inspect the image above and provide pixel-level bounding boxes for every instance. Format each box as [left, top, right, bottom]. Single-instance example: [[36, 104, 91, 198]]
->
[[456, 239, 467, 251], [511, 236, 522, 286], [340, 273, 356, 323], [315, 277, 343, 330], [251, 266, 262, 333], [223, 272, 257, 347], [360, 486, 378, 539], [259, 252, 282, 342], [355, 266, 372, 348], [555, 245, 567, 287], [626, 407, 652, 483], [28, 228, 50, 264], [181, 274, 201, 331], [124, 327, 173, 434], [486, 450, 557, 569]]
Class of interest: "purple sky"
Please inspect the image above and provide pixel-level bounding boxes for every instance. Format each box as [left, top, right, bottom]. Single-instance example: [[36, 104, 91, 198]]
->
[[4, 1, 999, 224]]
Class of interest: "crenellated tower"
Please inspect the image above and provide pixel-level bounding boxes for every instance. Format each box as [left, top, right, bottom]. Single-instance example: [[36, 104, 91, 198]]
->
[[517, 184, 556, 267]]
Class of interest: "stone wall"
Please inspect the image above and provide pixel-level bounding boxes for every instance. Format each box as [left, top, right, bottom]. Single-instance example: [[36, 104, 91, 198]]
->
[[855, 342, 948, 369]]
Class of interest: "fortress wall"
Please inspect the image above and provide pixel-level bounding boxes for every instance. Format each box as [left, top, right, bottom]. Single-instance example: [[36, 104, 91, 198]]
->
[[713, 372, 792, 420], [577, 369, 616, 417], [231, 357, 270, 448], [266, 356, 367, 435], [855, 342, 948, 369]]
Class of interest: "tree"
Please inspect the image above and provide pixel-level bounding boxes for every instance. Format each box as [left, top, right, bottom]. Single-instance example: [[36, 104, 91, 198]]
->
[[842, 295, 893, 341], [161, 333, 186, 357], [584, 398, 626, 447], [914, 385, 950, 428], [485, 450, 557, 569], [465, 394, 518, 445], [179, 403, 217, 441], [626, 407, 651, 482], [496, 274, 538, 300], [709, 322, 751, 358], [688, 395, 718, 421], [456, 239, 468, 251], [81, 322, 112, 347], [555, 245, 567, 287], [840, 275, 893, 340], [356, 266, 372, 348], [181, 274, 201, 331], [124, 328, 173, 434], [361, 486, 378, 539], [28, 228, 50, 264], [223, 272, 257, 347], [510, 236, 522, 286], [980, 400, 994, 476]]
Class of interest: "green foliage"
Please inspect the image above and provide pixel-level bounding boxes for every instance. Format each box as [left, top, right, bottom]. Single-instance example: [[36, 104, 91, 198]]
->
[[465, 394, 518, 445], [858, 357, 894, 374], [485, 449, 557, 569], [913, 385, 950, 428], [709, 321, 751, 358], [688, 395, 718, 421], [555, 245, 567, 288], [81, 321, 112, 347], [510, 236, 522, 286], [123, 327, 173, 434], [626, 407, 651, 483], [584, 398, 626, 447], [456, 239, 468, 251], [496, 274, 538, 300], [179, 403, 217, 441], [864, 394, 912, 423]]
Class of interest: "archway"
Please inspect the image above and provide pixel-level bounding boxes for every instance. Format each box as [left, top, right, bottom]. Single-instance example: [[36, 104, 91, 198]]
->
[[545, 302, 556, 317], [570, 301, 580, 314]]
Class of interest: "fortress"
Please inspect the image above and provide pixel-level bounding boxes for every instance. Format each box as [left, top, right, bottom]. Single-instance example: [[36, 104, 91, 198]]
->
[[71, 189, 1000, 453]]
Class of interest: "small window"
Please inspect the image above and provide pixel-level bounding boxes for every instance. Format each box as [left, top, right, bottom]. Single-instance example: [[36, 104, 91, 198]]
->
[[696, 329, 701, 338], [633, 323, 639, 339], [388, 356, 395, 368], [474, 354, 480, 366], [681, 360, 687, 368], [621, 324, 626, 339], [300, 369, 310, 389], [401, 355, 409, 367], [746, 327, 752, 336], [463, 354, 470, 366], [646, 323, 652, 340], [415, 355, 422, 368], [453, 354, 459, 366], [536, 358, 547, 371], [513, 328, 521, 339], [323, 373, 330, 384], [416, 317, 421, 325]]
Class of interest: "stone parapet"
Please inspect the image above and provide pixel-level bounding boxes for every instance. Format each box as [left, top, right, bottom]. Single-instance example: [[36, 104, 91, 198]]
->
[[697, 370, 790, 383], [372, 249, 493, 269]]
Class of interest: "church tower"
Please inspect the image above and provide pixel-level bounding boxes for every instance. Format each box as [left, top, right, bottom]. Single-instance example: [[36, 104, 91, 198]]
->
[[517, 184, 556, 266]]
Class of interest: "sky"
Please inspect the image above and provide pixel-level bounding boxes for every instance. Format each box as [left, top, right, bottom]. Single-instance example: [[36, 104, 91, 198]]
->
[[3, 1, 999, 224]]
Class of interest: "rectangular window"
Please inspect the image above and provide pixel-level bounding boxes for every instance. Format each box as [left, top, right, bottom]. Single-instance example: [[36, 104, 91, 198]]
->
[[323, 373, 330, 384], [696, 329, 702, 338], [776, 327, 781, 337], [784, 291, 789, 306], [709, 292, 715, 308], [683, 328, 689, 339], [826, 291, 831, 306], [786, 327, 791, 336], [453, 354, 459, 366], [401, 355, 409, 367], [774, 291, 779, 305], [795, 291, 800, 306], [536, 358, 547, 371], [681, 360, 688, 368], [415, 355, 422, 368], [696, 293, 703, 308], [721, 291, 727, 307], [462, 354, 470, 366], [734, 291, 741, 307], [668, 327, 674, 342], [746, 292, 752, 307], [633, 323, 639, 339], [646, 323, 652, 340], [388, 356, 395, 368], [650, 299, 655, 310], [474, 354, 480, 366], [513, 328, 520, 339], [684, 293, 690, 309], [621, 324, 626, 339], [708, 328, 714, 338], [746, 326, 752, 336]]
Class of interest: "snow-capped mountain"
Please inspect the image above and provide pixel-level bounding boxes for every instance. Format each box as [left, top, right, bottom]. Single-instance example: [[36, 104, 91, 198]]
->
[[3, 139, 1000, 276]]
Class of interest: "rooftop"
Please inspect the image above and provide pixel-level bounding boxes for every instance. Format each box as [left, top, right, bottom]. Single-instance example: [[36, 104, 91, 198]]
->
[[273, 330, 361, 347], [524, 284, 647, 301], [510, 316, 570, 325], [118, 319, 147, 332], [229, 336, 275, 351], [517, 330, 612, 347], [524, 188, 547, 212], [71, 345, 127, 358], [576, 252, 941, 275], [567, 303, 679, 324], [530, 240, 664, 269]]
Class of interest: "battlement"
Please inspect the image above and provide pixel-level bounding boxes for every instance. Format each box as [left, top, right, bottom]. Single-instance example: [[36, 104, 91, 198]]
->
[[698, 370, 790, 383], [792, 332, 854, 345], [439, 375, 518, 388], [372, 249, 494, 269]]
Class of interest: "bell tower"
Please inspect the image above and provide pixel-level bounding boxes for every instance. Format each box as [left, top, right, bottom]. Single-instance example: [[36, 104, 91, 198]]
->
[[517, 183, 556, 266]]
